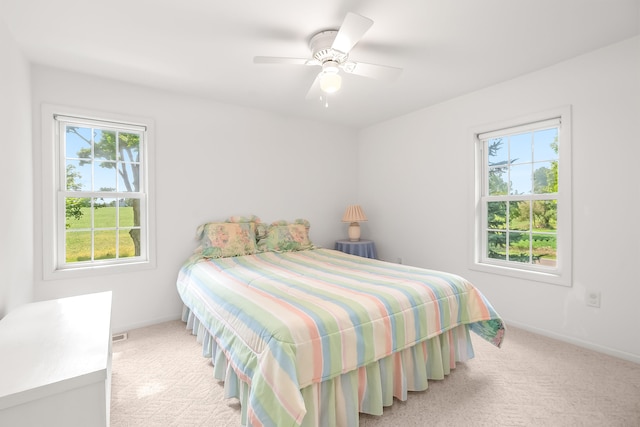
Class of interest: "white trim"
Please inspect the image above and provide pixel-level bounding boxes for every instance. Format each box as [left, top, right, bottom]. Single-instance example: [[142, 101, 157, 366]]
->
[[112, 314, 183, 336], [477, 117, 561, 140], [54, 114, 147, 132], [41, 104, 156, 280], [469, 105, 572, 287]]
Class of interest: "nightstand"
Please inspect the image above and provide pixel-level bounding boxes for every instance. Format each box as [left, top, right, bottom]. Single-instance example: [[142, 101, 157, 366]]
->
[[335, 239, 377, 259]]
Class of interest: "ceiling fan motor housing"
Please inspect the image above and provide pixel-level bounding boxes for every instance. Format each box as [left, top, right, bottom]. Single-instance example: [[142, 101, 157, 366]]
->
[[310, 30, 348, 65]]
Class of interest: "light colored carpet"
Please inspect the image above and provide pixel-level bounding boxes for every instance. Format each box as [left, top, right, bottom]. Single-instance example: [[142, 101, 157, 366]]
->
[[110, 320, 640, 426]]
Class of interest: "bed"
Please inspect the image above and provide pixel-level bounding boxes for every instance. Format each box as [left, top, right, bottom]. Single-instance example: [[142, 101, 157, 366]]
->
[[176, 217, 505, 427]]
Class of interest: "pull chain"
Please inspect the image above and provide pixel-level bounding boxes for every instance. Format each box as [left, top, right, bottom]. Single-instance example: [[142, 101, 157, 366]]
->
[[320, 94, 329, 108]]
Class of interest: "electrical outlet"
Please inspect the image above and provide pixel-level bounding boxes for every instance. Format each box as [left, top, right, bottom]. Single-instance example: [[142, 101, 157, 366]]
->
[[586, 291, 601, 308]]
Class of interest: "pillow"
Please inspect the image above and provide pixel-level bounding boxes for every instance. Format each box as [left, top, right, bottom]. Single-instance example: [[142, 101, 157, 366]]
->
[[225, 214, 260, 224], [195, 222, 257, 258], [225, 214, 268, 241], [257, 219, 314, 253]]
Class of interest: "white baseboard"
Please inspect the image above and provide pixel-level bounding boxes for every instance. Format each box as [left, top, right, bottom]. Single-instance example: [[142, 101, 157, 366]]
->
[[504, 319, 640, 365], [112, 313, 182, 335]]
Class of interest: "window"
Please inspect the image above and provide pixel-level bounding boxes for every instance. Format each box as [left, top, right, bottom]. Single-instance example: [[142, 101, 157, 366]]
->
[[472, 107, 571, 286], [42, 105, 155, 279]]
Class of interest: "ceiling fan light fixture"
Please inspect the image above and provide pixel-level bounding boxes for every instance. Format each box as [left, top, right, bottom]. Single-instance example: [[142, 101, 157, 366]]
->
[[319, 71, 342, 93], [319, 60, 342, 93]]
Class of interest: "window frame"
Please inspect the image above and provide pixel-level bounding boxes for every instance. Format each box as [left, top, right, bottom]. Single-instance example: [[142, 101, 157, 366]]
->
[[42, 104, 156, 280], [470, 106, 572, 287]]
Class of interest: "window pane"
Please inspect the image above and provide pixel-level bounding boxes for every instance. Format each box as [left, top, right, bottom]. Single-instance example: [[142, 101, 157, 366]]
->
[[65, 197, 91, 229], [487, 201, 506, 229], [66, 230, 92, 263], [128, 229, 141, 257], [508, 232, 530, 263], [119, 229, 136, 258], [487, 231, 506, 260], [117, 162, 139, 192], [94, 164, 117, 191], [509, 201, 530, 231], [534, 128, 558, 162], [509, 163, 532, 195], [532, 200, 557, 231], [94, 230, 117, 260], [119, 132, 140, 162], [94, 129, 116, 161], [533, 161, 556, 194], [488, 168, 508, 195], [509, 133, 532, 164], [487, 138, 507, 166], [95, 198, 116, 228], [118, 199, 137, 227], [65, 126, 91, 158], [66, 160, 92, 191], [532, 233, 557, 267]]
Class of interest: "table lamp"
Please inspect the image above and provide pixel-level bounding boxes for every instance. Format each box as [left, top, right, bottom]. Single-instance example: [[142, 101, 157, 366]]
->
[[342, 205, 368, 241]]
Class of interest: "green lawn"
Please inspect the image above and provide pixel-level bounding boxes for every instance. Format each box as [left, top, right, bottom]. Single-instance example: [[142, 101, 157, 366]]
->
[[66, 206, 136, 262]]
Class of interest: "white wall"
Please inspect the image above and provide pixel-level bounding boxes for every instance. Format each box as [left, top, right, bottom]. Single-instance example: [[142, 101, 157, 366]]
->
[[31, 66, 359, 333], [358, 36, 640, 362], [0, 20, 33, 318]]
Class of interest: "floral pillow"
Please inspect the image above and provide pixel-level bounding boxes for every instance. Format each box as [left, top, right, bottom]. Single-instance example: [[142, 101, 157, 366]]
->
[[226, 214, 260, 224], [225, 214, 268, 241], [195, 222, 257, 258], [257, 219, 315, 253]]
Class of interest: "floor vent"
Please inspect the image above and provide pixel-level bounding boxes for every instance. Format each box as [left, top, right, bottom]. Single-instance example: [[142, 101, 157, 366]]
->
[[112, 332, 128, 342]]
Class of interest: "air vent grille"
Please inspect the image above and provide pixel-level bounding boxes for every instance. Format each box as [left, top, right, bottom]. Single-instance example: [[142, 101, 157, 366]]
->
[[112, 332, 128, 342]]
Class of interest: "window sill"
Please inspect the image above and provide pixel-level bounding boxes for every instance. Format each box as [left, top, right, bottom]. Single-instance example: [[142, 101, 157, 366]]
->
[[43, 259, 156, 281], [469, 261, 571, 287]]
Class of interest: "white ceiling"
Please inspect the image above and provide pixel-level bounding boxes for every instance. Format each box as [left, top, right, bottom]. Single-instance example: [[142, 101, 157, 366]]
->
[[2, 0, 639, 128]]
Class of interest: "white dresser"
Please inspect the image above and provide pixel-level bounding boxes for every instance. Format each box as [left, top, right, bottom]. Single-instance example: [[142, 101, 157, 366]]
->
[[0, 292, 113, 427]]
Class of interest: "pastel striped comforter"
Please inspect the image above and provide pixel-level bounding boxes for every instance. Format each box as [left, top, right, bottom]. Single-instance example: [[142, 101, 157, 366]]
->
[[176, 248, 504, 427]]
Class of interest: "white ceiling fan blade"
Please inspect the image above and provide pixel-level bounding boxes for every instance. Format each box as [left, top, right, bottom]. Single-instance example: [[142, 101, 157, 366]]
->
[[253, 56, 313, 65], [305, 74, 322, 100], [331, 12, 373, 54], [342, 61, 403, 81]]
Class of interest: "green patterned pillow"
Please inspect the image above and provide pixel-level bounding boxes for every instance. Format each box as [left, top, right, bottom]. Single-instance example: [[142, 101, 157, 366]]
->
[[196, 222, 257, 258], [257, 219, 314, 253]]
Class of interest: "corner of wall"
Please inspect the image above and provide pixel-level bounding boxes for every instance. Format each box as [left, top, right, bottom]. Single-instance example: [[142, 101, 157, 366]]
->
[[0, 19, 34, 314]]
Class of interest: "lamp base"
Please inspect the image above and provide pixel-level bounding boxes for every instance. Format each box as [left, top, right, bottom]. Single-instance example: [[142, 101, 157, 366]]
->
[[348, 222, 361, 241]]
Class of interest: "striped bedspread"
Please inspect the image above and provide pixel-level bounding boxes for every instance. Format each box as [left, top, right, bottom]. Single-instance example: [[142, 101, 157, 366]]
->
[[176, 248, 504, 427]]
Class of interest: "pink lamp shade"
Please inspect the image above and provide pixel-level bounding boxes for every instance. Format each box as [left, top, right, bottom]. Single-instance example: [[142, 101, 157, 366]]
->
[[342, 205, 368, 241]]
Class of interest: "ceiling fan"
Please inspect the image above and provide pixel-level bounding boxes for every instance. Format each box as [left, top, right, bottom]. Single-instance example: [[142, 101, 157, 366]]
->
[[253, 12, 403, 101]]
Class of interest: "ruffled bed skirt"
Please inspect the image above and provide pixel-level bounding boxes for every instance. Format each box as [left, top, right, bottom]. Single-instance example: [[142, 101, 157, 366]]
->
[[182, 305, 476, 427]]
